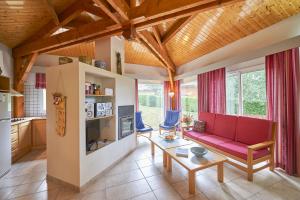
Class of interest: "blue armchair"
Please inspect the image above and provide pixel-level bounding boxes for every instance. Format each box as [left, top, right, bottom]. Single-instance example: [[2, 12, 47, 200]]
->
[[136, 111, 153, 137], [159, 110, 180, 135]]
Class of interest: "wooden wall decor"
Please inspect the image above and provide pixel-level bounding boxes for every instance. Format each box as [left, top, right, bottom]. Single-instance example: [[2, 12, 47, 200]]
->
[[53, 93, 67, 137]]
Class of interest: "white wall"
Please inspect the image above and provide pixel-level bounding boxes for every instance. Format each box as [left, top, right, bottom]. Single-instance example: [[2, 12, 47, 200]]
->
[[46, 62, 80, 186], [0, 43, 13, 86], [176, 13, 300, 79], [124, 63, 168, 81]]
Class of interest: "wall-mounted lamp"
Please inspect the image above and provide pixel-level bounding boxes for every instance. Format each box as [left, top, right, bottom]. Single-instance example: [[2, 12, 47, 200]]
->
[[168, 91, 175, 98]]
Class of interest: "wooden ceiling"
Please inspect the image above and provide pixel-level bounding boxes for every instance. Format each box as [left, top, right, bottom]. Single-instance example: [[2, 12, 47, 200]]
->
[[126, 0, 300, 67], [1, 0, 299, 91]]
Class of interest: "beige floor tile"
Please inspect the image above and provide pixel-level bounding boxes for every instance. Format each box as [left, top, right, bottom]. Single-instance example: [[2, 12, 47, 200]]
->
[[153, 187, 182, 200], [137, 158, 154, 168], [81, 189, 106, 200], [195, 173, 223, 193], [172, 180, 202, 199], [55, 187, 82, 200], [201, 186, 241, 200], [0, 186, 16, 199], [146, 175, 172, 190], [7, 181, 43, 199], [106, 179, 151, 200], [81, 177, 106, 194], [131, 192, 157, 200], [0, 175, 28, 188], [37, 179, 63, 192], [140, 166, 161, 178], [106, 161, 139, 176], [161, 169, 187, 184], [185, 192, 209, 200], [106, 169, 144, 188], [13, 188, 60, 200]]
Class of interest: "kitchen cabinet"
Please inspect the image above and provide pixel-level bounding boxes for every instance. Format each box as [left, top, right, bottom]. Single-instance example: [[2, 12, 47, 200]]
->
[[32, 119, 46, 149], [11, 119, 46, 162]]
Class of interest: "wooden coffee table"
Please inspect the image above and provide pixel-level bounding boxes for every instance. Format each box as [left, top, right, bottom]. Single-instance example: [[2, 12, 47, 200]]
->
[[165, 143, 227, 194], [149, 135, 193, 167]]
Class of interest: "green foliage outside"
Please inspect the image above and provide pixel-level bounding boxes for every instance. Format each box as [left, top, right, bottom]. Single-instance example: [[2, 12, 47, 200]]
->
[[138, 94, 162, 107]]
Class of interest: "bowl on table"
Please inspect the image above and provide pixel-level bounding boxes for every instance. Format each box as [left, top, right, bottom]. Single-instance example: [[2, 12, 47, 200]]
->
[[191, 147, 208, 158]]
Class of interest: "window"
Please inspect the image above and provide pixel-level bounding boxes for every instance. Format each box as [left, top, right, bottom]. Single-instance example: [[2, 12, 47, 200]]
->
[[226, 67, 267, 118], [42, 89, 46, 113], [180, 80, 198, 119], [138, 82, 164, 130]]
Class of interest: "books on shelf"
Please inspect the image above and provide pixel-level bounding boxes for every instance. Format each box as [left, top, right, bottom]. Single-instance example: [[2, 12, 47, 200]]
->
[[175, 147, 189, 157]]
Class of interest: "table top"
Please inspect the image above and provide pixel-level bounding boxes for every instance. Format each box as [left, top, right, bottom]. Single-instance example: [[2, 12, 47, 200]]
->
[[149, 135, 193, 150], [166, 143, 227, 171]]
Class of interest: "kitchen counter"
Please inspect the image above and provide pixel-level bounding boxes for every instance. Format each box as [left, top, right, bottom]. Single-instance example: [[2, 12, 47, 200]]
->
[[11, 117, 46, 125]]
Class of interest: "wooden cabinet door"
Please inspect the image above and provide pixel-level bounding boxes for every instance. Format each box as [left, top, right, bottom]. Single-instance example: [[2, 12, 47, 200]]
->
[[18, 122, 31, 149], [32, 120, 46, 148]]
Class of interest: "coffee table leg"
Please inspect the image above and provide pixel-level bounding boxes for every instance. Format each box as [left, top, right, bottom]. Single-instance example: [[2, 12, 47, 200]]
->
[[163, 151, 167, 167], [151, 142, 155, 156], [217, 162, 224, 183], [167, 155, 172, 172], [188, 171, 196, 194]]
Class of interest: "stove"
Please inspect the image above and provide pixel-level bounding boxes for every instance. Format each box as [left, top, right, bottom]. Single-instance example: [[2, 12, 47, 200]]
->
[[11, 118, 25, 123]]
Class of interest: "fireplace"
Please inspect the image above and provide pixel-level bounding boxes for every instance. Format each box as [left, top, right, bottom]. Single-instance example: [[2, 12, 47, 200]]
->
[[118, 105, 134, 140]]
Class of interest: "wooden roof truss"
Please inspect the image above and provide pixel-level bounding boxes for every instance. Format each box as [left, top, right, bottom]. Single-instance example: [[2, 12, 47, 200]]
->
[[13, 0, 242, 90]]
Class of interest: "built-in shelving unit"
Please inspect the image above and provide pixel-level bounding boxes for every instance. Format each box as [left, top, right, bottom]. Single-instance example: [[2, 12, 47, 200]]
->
[[85, 72, 116, 155], [86, 115, 114, 121]]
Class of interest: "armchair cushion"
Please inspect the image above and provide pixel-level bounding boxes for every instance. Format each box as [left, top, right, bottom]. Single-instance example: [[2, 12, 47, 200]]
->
[[217, 141, 269, 160], [236, 116, 273, 145], [137, 127, 153, 133]]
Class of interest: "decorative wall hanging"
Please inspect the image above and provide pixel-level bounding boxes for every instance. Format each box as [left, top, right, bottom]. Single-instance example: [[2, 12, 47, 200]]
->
[[53, 92, 66, 137], [116, 52, 122, 75], [59, 57, 73, 65], [53, 70, 67, 137]]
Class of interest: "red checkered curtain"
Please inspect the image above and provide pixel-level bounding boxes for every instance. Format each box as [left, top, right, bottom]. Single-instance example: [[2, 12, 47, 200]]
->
[[35, 73, 46, 89]]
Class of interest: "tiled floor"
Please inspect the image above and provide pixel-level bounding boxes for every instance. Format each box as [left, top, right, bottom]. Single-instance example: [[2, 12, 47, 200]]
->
[[1, 137, 300, 200]]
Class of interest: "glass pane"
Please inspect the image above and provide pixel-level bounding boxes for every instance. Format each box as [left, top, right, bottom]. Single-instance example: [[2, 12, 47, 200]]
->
[[241, 70, 266, 118], [180, 80, 198, 120], [138, 83, 164, 130], [226, 73, 239, 115]]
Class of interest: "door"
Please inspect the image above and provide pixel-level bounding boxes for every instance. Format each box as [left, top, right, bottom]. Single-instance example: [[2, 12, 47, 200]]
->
[[0, 119, 11, 177], [0, 92, 11, 119]]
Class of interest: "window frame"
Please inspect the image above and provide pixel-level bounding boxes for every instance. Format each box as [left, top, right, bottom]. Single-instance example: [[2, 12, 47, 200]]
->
[[226, 64, 266, 118]]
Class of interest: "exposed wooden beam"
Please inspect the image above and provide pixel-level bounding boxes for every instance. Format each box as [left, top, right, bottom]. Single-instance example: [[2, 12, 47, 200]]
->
[[14, 53, 38, 91], [93, 0, 122, 24], [14, 0, 241, 57], [20, 0, 87, 46], [138, 30, 175, 72], [162, 15, 195, 45], [84, 3, 110, 18], [107, 0, 130, 21], [152, 26, 162, 47], [43, 0, 60, 25]]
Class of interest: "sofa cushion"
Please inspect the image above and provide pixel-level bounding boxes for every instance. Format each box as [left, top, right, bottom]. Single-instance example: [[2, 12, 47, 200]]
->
[[213, 114, 238, 140], [197, 135, 232, 148], [198, 112, 215, 133], [217, 141, 269, 160], [192, 120, 206, 133], [183, 130, 209, 140], [236, 116, 273, 145]]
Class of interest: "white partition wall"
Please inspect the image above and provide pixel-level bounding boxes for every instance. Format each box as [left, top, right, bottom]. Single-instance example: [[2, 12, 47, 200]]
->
[[46, 61, 136, 188]]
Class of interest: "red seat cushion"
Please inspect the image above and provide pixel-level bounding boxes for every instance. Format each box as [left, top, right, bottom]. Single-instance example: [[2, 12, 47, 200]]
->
[[214, 114, 238, 140], [197, 135, 232, 148], [217, 141, 269, 160], [183, 130, 209, 140], [236, 116, 273, 145], [199, 112, 216, 133]]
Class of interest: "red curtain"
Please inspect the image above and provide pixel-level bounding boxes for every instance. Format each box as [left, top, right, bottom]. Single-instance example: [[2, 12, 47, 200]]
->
[[197, 68, 226, 116], [266, 48, 300, 175], [35, 73, 46, 89], [164, 80, 181, 111], [135, 79, 139, 111]]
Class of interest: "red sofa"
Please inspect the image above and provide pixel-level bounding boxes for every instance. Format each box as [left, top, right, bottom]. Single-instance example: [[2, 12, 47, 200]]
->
[[183, 112, 276, 181]]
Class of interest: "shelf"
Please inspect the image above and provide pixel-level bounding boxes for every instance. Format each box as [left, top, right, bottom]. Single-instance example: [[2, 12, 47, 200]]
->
[[86, 140, 115, 155], [86, 94, 114, 97], [86, 115, 114, 121]]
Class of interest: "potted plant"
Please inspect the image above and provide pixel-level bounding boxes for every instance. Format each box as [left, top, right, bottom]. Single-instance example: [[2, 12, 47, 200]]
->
[[181, 113, 193, 129]]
